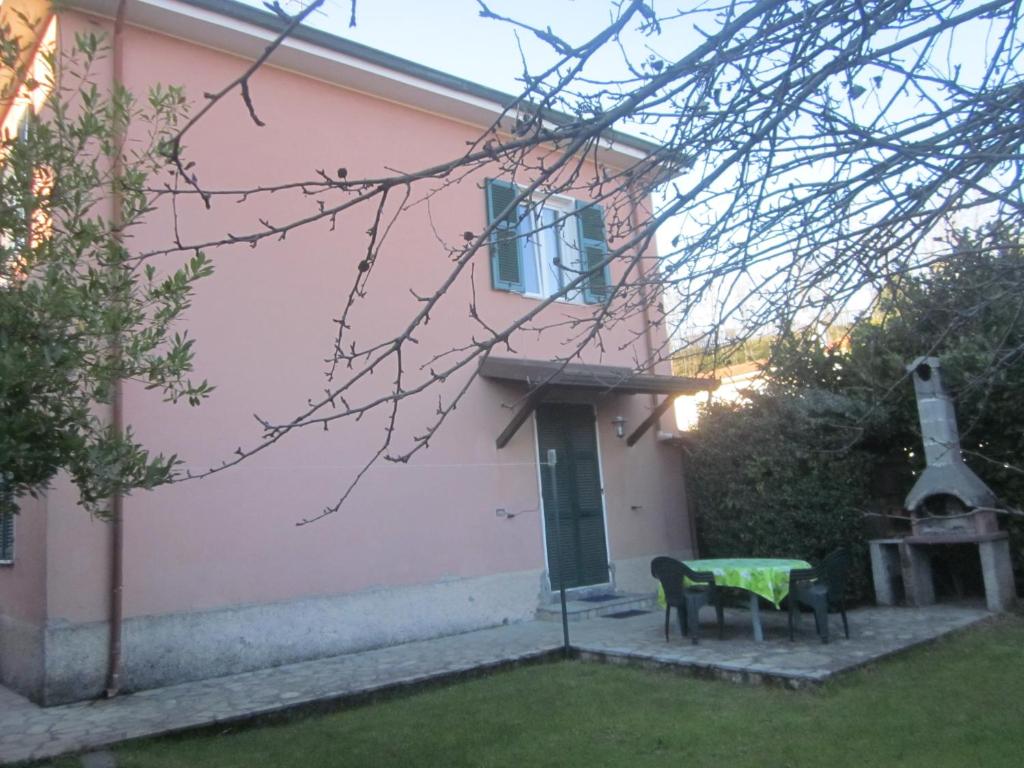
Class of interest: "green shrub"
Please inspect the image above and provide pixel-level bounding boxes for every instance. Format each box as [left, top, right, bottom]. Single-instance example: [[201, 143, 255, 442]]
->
[[765, 225, 1024, 589], [689, 390, 877, 601]]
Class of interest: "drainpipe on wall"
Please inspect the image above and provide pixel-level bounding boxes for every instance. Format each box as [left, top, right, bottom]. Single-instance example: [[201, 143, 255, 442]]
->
[[628, 193, 700, 554], [104, 0, 129, 699], [627, 196, 662, 427]]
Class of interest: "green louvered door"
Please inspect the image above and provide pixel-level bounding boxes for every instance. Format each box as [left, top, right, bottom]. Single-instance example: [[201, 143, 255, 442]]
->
[[536, 403, 609, 589]]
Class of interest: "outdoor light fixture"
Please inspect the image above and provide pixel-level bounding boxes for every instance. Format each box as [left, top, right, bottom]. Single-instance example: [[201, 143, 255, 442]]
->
[[611, 415, 627, 439]]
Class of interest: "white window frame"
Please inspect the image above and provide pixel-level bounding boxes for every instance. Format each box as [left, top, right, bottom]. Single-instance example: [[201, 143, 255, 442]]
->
[[518, 195, 585, 304]]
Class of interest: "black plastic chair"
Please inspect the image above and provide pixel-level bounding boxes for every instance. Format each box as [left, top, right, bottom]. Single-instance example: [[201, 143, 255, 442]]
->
[[650, 556, 725, 644], [787, 547, 851, 643]]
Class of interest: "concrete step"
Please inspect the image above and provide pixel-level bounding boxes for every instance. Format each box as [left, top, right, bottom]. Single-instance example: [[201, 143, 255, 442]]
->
[[536, 592, 657, 622]]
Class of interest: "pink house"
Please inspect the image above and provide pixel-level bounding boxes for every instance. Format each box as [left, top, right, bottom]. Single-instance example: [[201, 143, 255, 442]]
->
[[0, 0, 712, 704]]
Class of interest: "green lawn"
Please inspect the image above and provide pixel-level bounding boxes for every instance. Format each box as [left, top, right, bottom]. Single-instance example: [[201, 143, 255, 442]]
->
[[90, 616, 1024, 767]]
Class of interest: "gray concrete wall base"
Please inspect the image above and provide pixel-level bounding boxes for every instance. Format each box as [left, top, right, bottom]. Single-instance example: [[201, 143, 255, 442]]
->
[[0, 613, 45, 701], [612, 552, 691, 595], [537, 553, 687, 604], [37, 568, 545, 705]]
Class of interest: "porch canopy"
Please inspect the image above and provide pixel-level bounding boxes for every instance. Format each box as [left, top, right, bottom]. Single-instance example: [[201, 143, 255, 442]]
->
[[478, 356, 718, 448]]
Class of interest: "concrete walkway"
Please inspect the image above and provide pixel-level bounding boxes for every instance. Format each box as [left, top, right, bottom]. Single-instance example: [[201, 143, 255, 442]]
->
[[0, 603, 991, 765], [0, 621, 565, 765]]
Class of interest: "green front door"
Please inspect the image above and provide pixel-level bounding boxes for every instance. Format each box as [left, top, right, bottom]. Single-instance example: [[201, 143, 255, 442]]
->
[[536, 403, 610, 589]]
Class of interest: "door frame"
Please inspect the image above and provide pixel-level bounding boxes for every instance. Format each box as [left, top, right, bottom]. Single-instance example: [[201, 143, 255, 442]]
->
[[532, 401, 613, 593]]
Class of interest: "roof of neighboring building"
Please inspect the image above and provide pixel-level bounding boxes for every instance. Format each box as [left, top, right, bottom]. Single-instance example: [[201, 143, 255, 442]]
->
[[708, 360, 765, 380]]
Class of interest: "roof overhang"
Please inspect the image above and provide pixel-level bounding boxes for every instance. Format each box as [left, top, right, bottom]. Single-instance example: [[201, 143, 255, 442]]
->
[[479, 356, 717, 448], [70, 0, 669, 172], [480, 356, 714, 396]]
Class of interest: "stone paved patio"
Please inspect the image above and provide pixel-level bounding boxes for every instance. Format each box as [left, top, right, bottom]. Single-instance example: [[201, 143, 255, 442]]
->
[[570, 602, 990, 685], [0, 603, 991, 765]]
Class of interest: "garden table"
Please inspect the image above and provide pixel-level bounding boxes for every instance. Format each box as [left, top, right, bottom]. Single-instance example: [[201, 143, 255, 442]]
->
[[660, 557, 812, 641]]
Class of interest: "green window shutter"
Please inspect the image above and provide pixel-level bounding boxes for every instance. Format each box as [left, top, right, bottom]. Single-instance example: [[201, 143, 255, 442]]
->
[[575, 200, 611, 304], [485, 179, 525, 292]]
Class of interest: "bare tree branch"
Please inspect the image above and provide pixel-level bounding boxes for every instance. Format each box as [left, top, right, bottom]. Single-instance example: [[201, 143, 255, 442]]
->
[[141, 0, 1024, 517]]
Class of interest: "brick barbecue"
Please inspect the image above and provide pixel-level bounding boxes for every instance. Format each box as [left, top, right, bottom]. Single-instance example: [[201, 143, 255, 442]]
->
[[867, 357, 1017, 612]]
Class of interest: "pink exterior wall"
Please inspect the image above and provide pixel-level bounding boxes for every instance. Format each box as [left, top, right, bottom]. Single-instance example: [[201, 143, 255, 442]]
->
[[38, 10, 691, 628], [0, 0, 49, 646], [0, 493, 47, 624]]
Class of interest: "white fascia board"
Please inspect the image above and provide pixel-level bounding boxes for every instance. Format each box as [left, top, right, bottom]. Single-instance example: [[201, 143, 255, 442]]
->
[[70, 0, 653, 170]]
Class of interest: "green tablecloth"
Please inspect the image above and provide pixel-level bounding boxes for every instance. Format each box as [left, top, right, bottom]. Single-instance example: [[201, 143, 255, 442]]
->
[[658, 557, 812, 608]]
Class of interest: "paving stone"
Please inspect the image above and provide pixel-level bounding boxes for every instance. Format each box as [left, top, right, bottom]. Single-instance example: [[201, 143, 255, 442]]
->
[[0, 604, 991, 765]]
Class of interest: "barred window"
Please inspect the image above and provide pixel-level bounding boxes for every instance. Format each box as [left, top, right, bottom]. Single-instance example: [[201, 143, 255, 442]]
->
[[0, 503, 13, 565]]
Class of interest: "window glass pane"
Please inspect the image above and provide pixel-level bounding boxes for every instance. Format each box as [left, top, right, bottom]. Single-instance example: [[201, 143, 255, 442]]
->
[[506, 199, 586, 303], [560, 215, 581, 270], [518, 211, 540, 294], [539, 208, 562, 296], [557, 211, 582, 301]]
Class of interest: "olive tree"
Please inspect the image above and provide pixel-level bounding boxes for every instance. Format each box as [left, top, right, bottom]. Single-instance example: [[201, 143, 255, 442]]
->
[[0, 28, 212, 516]]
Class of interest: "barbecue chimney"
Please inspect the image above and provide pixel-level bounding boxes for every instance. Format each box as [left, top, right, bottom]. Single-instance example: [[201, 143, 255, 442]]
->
[[904, 357, 999, 534]]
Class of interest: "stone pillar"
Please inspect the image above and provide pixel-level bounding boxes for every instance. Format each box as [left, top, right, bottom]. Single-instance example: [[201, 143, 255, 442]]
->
[[868, 539, 902, 606], [900, 542, 936, 606], [979, 537, 1017, 612]]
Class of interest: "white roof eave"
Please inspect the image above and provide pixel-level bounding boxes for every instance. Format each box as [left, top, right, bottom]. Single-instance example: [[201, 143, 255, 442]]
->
[[71, 0, 656, 170]]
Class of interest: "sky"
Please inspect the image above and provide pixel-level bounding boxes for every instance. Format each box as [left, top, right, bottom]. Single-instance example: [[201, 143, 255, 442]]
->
[[268, 0, 714, 119]]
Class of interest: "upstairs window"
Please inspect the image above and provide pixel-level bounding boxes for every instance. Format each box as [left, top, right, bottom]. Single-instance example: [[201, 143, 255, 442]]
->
[[485, 179, 611, 304], [1, 112, 31, 260]]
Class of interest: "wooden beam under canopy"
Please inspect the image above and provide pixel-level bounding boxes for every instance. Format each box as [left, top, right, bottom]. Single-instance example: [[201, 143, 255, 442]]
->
[[495, 383, 552, 449], [479, 356, 718, 450]]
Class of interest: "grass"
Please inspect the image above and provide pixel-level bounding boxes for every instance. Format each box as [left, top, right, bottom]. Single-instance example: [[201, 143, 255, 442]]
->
[[68, 616, 1024, 768]]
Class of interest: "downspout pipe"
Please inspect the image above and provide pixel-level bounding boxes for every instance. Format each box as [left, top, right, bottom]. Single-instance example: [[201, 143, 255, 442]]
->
[[105, 0, 128, 699], [627, 196, 662, 423], [628, 191, 700, 554]]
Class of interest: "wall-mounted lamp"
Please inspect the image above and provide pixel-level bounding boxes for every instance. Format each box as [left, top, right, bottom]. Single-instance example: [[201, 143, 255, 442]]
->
[[611, 415, 627, 439]]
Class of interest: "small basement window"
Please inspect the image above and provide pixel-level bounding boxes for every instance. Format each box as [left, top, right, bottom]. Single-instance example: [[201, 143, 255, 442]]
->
[[0, 507, 13, 564]]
